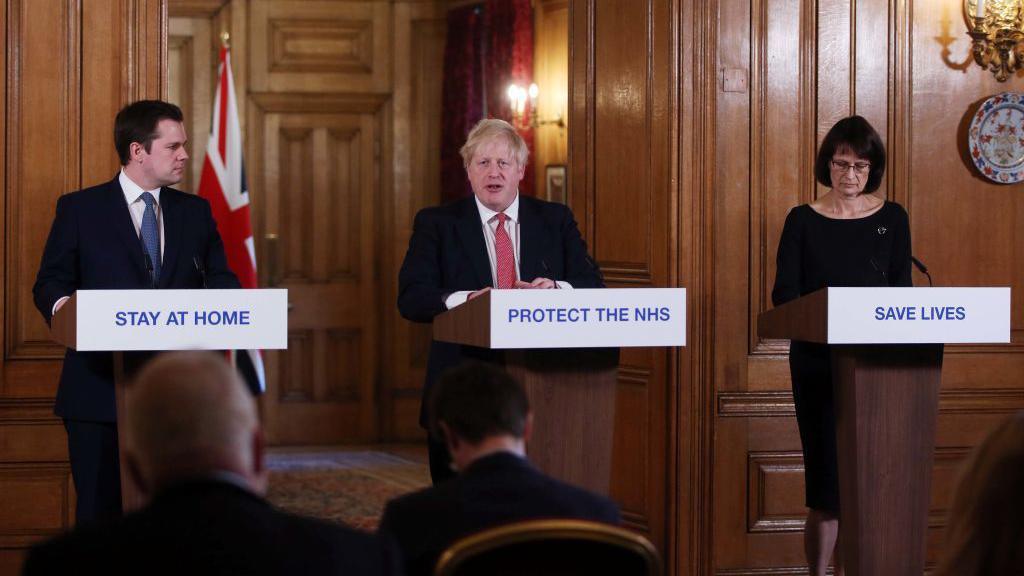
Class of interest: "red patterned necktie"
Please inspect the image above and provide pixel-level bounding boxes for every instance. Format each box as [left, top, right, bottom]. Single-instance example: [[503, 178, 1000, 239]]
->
[[494, 212, 516, 289]]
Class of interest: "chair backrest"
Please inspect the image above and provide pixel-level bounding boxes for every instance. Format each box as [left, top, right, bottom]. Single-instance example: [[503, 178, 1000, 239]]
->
[[433, 519, 661, 576]]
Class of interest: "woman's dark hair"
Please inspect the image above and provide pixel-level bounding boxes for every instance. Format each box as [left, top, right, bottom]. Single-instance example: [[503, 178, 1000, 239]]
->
[[814, 115, 886, 193], [114, 100, 184, 165]]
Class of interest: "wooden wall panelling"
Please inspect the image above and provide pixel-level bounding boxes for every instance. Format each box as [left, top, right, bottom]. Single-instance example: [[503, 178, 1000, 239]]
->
[[710, 0, 1024, 572], [7, 0, 81, 362], [126, 0, 167, 102], [168, 16, 214, 192], [677, 0, 713, 572], [570, 0, 677, 566], [532, 0, 568, 201], [747, 0, 816, 356], [817, 0, 851, 155], [0, 2, 164, 573], [910, 0, 1024, 336], [382, 1, 444, 441], [171, 0, 229, 18], [712, 0, 758, 565], [250, 0, 392, 94]]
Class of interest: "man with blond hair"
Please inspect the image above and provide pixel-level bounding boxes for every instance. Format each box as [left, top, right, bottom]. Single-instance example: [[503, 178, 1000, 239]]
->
[[23, 352, 400, 576], [398, 118, 603, 483]]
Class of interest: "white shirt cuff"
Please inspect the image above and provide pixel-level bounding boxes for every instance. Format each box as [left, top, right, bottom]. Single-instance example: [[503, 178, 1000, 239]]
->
[[555, 281, 573, 290], [444, 291, 472, 310], [52, 296, 70, 318]]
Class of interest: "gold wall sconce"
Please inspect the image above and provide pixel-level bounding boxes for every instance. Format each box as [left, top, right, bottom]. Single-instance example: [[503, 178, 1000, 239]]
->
[[966, 0, 1024, 81], [507, 83, 565, 130]]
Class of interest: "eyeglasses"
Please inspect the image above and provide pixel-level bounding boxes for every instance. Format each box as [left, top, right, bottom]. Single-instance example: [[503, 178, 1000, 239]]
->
[[830, 159, 871, 174]]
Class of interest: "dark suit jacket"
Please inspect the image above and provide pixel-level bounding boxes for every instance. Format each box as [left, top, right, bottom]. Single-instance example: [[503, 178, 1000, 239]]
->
[[397, 195, 603, 425], [22, 479, 400, 576], [32, 176, 240, 423], [377, 451, 620, 576]]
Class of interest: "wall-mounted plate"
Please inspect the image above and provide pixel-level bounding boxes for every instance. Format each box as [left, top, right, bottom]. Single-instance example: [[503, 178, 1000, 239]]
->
[[969, 92, 1024, 184]]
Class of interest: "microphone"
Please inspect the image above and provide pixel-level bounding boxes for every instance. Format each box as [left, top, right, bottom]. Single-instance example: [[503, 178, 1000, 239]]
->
[[869, 257, 888, 286], [540, 260, 558, 289], [143, 253, 156, 288], [911, 255, 933, 287], [193, 256, 208, 289]]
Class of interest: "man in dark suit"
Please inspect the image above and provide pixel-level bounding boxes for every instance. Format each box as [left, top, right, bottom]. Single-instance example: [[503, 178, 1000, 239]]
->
[[377, 362, 620, 576], [32, 100, 241, 523], [22, 351, 400, 576], [398, 118, 603, 483]]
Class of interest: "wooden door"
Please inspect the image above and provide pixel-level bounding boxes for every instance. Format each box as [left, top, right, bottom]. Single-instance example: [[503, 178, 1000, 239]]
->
[[252, 96, 384, 445]]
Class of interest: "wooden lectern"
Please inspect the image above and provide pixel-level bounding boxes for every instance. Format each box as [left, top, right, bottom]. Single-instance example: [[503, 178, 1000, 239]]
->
[[433, 291, 619, 495], [432, 287, 687, 496], [49, 289, 288, 512], [50, 293, 147, 511], [758, 286, 1010, 576]]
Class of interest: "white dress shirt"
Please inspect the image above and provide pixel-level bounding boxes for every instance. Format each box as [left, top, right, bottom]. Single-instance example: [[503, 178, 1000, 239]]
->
[[444, 194, 571, 310], [118, 170, 165, 259]]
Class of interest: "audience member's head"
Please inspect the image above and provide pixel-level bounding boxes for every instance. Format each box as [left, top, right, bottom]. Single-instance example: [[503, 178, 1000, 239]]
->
[[124, 351, 267, 499], [429, 362, 532, 471], [935, 411, 1024, 576]]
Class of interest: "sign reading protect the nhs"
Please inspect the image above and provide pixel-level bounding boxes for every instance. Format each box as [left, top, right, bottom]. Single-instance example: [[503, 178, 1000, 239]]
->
[[75, 289, 288, 351], [488, 288, 685, 348], [826, 287, 1010, 344]]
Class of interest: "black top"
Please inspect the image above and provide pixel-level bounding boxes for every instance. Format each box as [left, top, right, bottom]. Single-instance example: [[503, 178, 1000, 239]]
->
[[772, 201, 913, 306], [378, 451, 621, 576], [23, 480, 401, 576]]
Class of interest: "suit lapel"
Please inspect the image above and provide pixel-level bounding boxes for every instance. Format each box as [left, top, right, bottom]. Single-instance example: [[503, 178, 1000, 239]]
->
[[106, 177, 149, 280], [158, 189, 184, 288], [517, 197, 546, 282], [454, 197, 493, 288]]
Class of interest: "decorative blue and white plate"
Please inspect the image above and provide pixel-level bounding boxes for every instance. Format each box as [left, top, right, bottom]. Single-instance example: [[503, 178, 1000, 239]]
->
[[969, 92, 1024, 184]]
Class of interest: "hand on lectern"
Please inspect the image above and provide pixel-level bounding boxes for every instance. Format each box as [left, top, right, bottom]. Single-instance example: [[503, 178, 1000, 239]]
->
[[514, 278, 556, 289], [468, 287, 491, 300]]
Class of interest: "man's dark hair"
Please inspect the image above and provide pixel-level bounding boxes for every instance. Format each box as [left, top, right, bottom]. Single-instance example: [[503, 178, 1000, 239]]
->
[[114, 100, 184, 165], [814, 115, 887, 193], [429, 362, 530, 444]]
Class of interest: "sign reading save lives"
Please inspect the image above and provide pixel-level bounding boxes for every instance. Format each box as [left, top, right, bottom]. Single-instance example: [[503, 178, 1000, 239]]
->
[[486, 288, 686, 348], [75, 289, 288, 351], [826, 287, 1010, 344]]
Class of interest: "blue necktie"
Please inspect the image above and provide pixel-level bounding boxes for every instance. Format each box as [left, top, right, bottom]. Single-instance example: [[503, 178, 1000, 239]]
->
[[140, 191, 161, 284]]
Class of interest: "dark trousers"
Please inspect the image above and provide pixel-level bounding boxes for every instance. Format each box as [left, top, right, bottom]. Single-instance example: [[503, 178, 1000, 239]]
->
[[64, 420, 122, 524], [427, 433, 457, 485]]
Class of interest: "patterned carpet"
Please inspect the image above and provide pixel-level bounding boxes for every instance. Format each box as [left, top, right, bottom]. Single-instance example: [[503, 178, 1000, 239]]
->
[[266, 449, 431, 532]]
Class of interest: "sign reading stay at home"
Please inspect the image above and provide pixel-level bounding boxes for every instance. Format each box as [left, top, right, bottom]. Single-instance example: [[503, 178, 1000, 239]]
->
[[487, 288, 686, 348], [826, 287, 1010, 344], [75, 289, 288, 351]]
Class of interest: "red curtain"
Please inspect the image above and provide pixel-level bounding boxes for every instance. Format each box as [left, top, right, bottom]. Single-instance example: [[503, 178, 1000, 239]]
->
[[484, 0, 534, 197], [441, 5, 484, 201], [440, 0, 534, 202]]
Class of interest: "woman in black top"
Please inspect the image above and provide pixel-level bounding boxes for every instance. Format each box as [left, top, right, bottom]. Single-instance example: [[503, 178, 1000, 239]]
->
[[771, 116, 912, 576]]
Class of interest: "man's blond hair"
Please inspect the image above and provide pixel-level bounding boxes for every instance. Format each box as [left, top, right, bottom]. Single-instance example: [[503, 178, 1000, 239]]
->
[[459, 118, 529, 168]]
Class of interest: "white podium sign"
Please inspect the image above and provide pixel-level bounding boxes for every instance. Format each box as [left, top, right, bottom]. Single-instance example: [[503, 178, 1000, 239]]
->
[[74, 289, 288, 351], [826, 287, 1010, 344], [475, 288, 685, 348]]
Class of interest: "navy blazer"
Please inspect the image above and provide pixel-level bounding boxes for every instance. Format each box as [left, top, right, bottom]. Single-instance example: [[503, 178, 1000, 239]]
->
[[33, 176, 240, 422], [397, 195, 603, 425], [378, 452, 621, 576], [24, 480, 401, 576]]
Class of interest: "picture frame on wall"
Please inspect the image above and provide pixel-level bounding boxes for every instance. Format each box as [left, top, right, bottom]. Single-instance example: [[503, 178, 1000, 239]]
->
[[545, 164, 567, 204]]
